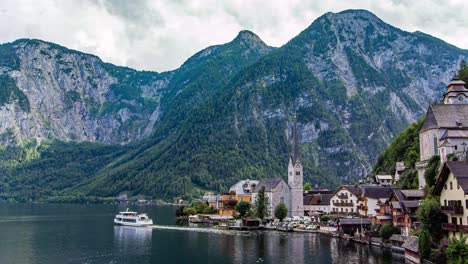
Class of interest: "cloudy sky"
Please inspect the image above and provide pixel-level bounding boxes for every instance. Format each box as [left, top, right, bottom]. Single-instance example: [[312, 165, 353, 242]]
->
[[1, 0, 468, 72]]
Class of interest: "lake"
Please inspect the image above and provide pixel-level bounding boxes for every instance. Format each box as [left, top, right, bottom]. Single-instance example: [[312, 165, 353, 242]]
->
[[0, 203, 405, 264]]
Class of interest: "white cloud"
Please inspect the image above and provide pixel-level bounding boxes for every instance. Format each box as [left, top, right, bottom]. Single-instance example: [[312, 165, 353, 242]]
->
[[1, 0, 468, 72]]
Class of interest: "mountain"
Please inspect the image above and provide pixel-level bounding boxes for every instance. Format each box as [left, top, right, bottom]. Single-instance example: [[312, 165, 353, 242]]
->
[[0, 9, 467, 202]]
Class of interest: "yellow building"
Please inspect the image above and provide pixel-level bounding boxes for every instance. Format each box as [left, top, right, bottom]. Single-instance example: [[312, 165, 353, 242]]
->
[[217, 180, 259, 216], [434, 161, 468, 241]]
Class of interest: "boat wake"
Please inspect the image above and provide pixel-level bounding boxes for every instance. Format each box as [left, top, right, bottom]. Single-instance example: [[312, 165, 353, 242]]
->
[[151, 225, 253, 236]]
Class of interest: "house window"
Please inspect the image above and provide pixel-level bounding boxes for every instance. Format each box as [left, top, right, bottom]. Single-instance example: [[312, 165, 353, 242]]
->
[[280, 197, 284, 203], [445, 200, 447, 206], [350, 208, 353, 213], [458, 184, 460, 190], [445, 184, 447, 190], [345, 209, 348, 213], [450, 182, 453, 190], [466, 200, 468, 209], [296, 171, 300, 176]]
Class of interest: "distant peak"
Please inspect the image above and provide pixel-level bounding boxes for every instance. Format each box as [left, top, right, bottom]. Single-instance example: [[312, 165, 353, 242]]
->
[[233, 30, 265, 44]]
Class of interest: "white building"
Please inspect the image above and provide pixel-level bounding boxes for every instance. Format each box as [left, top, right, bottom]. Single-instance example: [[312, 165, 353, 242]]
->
[[330, 185, 360, 215]]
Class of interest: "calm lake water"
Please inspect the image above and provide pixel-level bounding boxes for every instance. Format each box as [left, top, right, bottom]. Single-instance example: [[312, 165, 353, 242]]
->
[[0, 204, 405, 264]]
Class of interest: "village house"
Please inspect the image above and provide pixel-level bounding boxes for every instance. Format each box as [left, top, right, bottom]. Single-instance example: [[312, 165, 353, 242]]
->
[[303, 193, 332, 215], [202, 192, 220, 210], [338, 218, 372, 236], [416, 77, 468, 188], [372, 200, 393, 226], [218, 192, 238, 216], [374, 175, 393, 186], [390, 189, 424, 236], [357, 185, 393, 217], [433, 161, 468, 240], [329, 185, 360, 215], [229, 180, 259, 204]]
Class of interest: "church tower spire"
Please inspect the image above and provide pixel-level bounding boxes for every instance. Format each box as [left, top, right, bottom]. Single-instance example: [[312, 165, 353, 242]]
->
[[287, 113, 304, 217]]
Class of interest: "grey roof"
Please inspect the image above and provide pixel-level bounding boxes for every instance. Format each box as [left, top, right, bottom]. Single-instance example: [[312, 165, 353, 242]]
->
[[360, 185, 393, 199], [440, 130, 468, 140], [255, 178, 283, 192], [400, 190, 424, 199], [421, 104, 468, 132], [339, 218, 372, 225], [434, 161, 468, 195], [303, 193, 332, 206], [229, 180, 259, 195], [401, 236, 419, 252], [391, 201, 401, 209], [390, 234, 408, 243], [402, 200, 420, 208]]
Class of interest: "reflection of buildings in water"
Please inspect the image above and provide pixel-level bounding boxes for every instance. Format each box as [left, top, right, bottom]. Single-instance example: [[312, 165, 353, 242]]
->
[[113, 226, 153, 255]]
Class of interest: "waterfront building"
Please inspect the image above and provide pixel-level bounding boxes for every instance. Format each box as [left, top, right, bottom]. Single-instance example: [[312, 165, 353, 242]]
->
[[303, 193, 332, 215], [229, 179, 259, 204], [401, 236, 420, 264], [252, 178, 291, 218], [329, 185, 360, 215], [338, 218, 372, 236], [390, 189, 424, 236], [433, 161, 468, 240], [416, 77, 468, 188], [357, 185, 393, 217], [372, 200, 393, 225], [218, 192, 238, 216], [202, 192, 220, 210]]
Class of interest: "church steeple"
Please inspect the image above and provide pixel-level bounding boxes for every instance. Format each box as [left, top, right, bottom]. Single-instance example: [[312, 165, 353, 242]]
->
[[443, 75, 468, 104], [291, 114, 300, 164]]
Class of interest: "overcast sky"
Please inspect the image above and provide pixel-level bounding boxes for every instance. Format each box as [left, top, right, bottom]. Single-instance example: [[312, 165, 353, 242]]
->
[[1, 0, 468, 72]]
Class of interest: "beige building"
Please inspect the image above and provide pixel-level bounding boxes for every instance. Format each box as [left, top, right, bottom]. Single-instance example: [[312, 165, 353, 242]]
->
[[357, 185, 393, 217], [433, 161, 468, 240], [416, 77, 468, 188]]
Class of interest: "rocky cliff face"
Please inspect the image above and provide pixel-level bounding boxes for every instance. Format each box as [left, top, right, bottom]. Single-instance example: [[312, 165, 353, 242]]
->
[[1, 10, 468, 201], [0, 39, 168, 145]]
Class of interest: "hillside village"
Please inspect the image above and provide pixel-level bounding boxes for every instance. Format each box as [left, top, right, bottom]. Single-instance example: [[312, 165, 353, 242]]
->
[[184, 75, 468, 264]]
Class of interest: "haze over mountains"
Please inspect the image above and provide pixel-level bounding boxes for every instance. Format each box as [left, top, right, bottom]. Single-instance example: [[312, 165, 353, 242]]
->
[[0, 9, 466, 202]]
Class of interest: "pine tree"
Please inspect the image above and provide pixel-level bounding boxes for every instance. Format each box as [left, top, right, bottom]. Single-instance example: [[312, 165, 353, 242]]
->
[[254, 187, 270, 220]]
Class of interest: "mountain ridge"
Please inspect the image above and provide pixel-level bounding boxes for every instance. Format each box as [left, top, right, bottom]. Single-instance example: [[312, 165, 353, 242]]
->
[[0, 9, 467, 202]]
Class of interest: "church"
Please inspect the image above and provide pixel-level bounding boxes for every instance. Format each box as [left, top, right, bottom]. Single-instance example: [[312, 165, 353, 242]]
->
[[252, 117, 304, 217], [416, 76, 468, 188]]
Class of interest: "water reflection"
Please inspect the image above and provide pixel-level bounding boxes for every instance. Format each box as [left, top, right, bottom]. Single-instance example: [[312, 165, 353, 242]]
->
[[113, 226, 153, 256]]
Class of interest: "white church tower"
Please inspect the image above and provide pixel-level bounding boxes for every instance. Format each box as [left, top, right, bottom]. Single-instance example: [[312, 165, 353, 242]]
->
[[288, 116, 304, 217]]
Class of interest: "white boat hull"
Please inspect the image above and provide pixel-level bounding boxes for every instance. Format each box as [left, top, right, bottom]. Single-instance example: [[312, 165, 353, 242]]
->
[[114, 218, 153, 227]]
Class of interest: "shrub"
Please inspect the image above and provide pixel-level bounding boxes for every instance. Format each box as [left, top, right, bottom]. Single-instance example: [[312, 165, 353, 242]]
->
[[379, 223, 398, 240]]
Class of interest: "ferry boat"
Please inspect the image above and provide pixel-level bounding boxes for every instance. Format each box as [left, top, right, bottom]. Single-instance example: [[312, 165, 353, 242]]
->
[[114, 209, 153, 227]]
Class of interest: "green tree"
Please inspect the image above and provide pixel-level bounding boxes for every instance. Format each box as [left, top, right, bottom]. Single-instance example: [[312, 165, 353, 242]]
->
[[183, 207, 197, 215], [304, 183, 312, 191], [254, 187, 270, 220], [418, 228, 432, 260], [379, 223, 399, 240], [446, 235, 468, 264], [320, 215, 330, 223], [235, 201, 250, 218], [417, 197, 446, 241], [458, 59, 468, 84], [424, 155, 440, 188], [274, 202, 288, 222]]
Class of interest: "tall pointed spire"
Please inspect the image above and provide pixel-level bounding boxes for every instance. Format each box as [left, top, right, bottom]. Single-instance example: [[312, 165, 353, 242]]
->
[[292, 113, 299, 163]]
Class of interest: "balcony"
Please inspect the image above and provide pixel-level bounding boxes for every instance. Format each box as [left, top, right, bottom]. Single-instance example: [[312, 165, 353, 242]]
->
[[442, 223, 457, 232], [333, 202, 353, 206], [441, 206, 464, 215], [459, 225, 468, 233], [337, 194, 349, 199]]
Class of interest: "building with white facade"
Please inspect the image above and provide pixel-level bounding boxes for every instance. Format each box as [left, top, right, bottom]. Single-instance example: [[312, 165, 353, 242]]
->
[[330, 185, 360, 215]]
